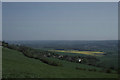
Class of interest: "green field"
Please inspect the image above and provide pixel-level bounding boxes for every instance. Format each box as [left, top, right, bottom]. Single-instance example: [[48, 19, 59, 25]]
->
[[49, 49, 118, 70], [2, 48, 118, 78], [0, 47, 2, 79]]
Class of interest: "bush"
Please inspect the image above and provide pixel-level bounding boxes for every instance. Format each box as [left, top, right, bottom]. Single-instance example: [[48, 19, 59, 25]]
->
[[75, 67, 86, 71], [88, 69, 93, 71], [93, 69, 96, 72], [105, 69, 112, 73], [39, 58, 62, 66]]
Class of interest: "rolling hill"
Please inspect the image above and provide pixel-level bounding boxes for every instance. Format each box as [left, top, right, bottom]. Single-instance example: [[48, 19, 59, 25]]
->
[[2, 47, 118, 78]]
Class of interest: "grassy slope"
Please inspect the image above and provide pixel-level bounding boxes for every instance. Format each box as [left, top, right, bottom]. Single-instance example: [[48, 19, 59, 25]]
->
[[2, 48, 118, 78], [0, 47, 2, 79], [97, 53, 118, 69]]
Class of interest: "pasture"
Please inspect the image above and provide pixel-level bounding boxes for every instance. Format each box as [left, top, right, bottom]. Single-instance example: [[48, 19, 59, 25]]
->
[[2, 48, 118, 78]]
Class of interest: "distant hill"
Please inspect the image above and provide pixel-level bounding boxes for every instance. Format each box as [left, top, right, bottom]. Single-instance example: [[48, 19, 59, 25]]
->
[[6, 40, 118, 52]]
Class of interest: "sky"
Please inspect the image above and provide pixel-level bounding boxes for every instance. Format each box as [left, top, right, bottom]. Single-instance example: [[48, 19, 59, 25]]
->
[[2, 2, 118, 40], [0, 2, 1, 41]]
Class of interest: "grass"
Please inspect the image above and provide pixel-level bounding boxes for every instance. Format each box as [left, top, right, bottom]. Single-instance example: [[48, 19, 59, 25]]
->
[[0, 46, 2, 79], [2, 48, 118, 78], [49, 49, 118, 70], [49, 50, 104, 56]]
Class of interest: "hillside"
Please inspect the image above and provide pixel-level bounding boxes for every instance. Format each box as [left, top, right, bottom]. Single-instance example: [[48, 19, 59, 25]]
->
[[2, 47, 118, 78], [0, 46, 1, 79], [7, 40, 118, 70]]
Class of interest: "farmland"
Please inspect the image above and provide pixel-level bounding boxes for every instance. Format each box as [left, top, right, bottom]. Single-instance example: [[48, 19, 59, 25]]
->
[[49, 50, 104, 56], [2, 40, 118, 78], [2, 47, 118, 78]]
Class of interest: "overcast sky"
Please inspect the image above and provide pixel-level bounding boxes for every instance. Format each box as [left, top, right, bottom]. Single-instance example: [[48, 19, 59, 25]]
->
[[2, 2, 118, 40]]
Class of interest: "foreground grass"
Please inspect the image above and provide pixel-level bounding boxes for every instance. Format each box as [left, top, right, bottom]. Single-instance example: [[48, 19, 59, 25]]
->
[[2, 48, 118, 78], [0, 47, 2, 79]]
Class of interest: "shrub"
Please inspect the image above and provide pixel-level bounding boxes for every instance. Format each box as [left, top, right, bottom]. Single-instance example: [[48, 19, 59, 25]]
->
[[92, 69, 97, 72], [88, 69, 93, 71], [105, 69, 112, 73], [75, 67, 86, 71], [39, 58, 62, 66]]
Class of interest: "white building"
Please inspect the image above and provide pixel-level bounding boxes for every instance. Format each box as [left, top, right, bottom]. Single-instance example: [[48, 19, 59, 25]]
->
[[78, 58, 82, 63]]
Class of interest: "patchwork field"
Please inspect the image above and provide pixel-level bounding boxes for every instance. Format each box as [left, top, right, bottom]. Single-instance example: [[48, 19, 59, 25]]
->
[[50, 50, 104, 56], [2, 48, 118, 78]]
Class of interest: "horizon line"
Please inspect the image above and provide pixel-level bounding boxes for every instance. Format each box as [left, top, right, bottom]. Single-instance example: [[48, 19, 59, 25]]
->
[[3, 39, 118, 41]]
